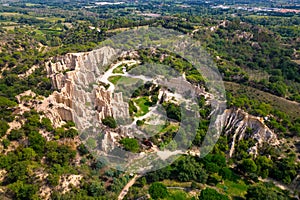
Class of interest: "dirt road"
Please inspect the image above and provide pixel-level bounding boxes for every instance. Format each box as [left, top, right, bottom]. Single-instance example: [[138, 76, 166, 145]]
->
[[118, 174, 142, 200]]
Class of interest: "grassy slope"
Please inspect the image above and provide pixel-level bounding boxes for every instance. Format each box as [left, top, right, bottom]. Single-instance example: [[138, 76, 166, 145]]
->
[[225, 82, 300, 119]]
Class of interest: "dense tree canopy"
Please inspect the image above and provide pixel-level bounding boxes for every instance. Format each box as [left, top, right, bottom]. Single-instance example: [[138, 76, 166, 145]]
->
[[149, 182, 168, 199]]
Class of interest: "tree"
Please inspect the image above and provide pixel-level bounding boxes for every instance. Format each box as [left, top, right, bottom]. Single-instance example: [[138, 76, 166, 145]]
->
[[0, 121, 9, 137], [28, 131, 46, 155], [77, 144, 89, 156], [245, 185, 288, 200], [8, 180, 38, 200], [199, 188, 229, 200], [7, 161, 29, 182], [64, 128, 78, 138], [47, 174, 60, 187], [20, 148, 37, 161], [41, 117, 53, 132], [0, 96, 17, 108], [149, 182, 168, 199], [240, 159, 257, 174], [174, 156, 208, 183], [255, 156, 273, 179], [219, 167, 233, 180], [2, 138, 10, 149], [46, 144, 76, 166], [205, 162, 220, 173], [88, 181, 105, 197], [8, 129, 25, 141]]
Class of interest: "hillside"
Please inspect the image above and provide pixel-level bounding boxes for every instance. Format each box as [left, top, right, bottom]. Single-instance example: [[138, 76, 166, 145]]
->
[[0, 0, 299, 199]]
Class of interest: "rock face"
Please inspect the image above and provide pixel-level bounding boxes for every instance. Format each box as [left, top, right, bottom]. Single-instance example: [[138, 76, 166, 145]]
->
[[40, 46, 129, 129], [216, 108, 280, 157]]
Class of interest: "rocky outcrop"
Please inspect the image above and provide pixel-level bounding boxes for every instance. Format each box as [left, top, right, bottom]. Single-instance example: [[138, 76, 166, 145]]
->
[[39, 47, 279, 159], [216, 108, 280, 157], [40, 47, 130, 129]]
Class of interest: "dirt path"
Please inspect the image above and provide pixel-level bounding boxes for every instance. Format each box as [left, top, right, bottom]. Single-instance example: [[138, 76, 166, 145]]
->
[[118, 174, 142, 200]]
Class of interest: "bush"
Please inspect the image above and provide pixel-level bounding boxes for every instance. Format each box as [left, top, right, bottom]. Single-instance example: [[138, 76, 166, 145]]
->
[[88, 181, 105, 197], [77, 144, 89, 156], [219, 167, 233, 180], [120, 138, 140, 153], [28, 131, 46, 155], [129, 100, 138, 116], [102, 116, 117, 128], [8, 180, 38, 200], [64, 128, 78, 138], [136, 120, 145, 126]]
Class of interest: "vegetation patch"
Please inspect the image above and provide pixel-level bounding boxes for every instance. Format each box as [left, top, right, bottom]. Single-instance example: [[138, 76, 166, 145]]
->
[[112, 64, 125, 74], [225, 82, 300, 119], [102, 116, 117, 128], [119, 138, 140, 153], [108, 76, 122, 85], [216, 179, 248, 198], [133, 96, 151, 117]]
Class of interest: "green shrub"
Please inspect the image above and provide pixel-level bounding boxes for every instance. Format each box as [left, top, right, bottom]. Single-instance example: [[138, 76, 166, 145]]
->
[[2, 138, 10, 149], [149, 182, 168, 199], [199, 188, 229, 200], [0, 121, 9, 137], [163, 102, 181, 122], [136, 120, 145, 126], [120, 138, 140, 153], [102, 116, 117, 128]]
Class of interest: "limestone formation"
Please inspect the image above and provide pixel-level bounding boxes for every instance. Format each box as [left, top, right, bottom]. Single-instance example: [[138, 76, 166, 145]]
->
[[39, 46, 279, 158], [216, 108, 280, 157], [40, 46, 130, 130]]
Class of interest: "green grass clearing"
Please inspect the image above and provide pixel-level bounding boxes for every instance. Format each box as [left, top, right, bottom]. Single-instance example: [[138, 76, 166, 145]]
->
[[108, 75, 139, 85], [134, 96, 151, 117], [159, 123, 180, 134], [216, 179, 248, 198], [0, 21, 18, 25], [112, 64, 125, 74], [86, 138, 97, 149], [108, 76, 122, 85], [141, 123, 165, 135], [161, 180, 191, 188], [165, 189, 193, 200]]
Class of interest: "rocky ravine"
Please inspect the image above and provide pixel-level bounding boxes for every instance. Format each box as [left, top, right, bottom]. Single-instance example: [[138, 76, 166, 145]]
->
[[32, 46, 279, 158]]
